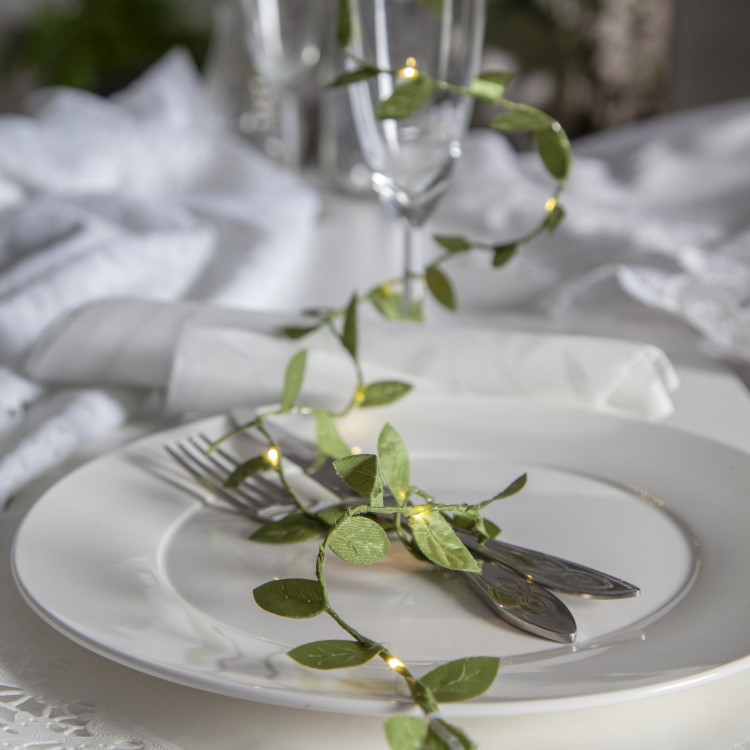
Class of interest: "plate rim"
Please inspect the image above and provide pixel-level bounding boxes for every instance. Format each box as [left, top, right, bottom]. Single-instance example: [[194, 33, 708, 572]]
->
[[12, 396, 750, 717]]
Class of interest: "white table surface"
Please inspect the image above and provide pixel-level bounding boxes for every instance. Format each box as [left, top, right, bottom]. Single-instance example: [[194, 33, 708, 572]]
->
[[5, 190, 750, 750]]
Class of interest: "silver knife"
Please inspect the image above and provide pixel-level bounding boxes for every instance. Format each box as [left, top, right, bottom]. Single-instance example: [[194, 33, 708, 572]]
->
[[458, 533, 639, 599], [465, 561, 577, 643]]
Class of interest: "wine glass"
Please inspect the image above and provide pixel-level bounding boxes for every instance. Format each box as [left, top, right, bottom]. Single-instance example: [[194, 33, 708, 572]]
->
[[240, 0, 326, 168], [345, 0, 486, 315]]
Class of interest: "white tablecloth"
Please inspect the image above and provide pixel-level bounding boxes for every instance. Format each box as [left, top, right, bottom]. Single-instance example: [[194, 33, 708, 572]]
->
[[4, 187, 750, 748], [4, 310, 750, 750]]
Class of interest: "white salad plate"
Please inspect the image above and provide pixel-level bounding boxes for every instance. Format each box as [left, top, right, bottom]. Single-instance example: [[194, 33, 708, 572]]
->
[[12, 394, 750, 717]]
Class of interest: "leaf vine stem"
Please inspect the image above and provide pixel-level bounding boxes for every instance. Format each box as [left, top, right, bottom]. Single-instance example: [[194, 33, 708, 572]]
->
[[249, 418, 517, 750], [314, 506, 441, 716]]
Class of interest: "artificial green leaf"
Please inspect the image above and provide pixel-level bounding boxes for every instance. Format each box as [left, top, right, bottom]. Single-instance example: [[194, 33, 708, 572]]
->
[[434, 235, 471, 253], [280, 349, 307, 412], [492, 243, 518, 267], [253, 578, 325, 618], [369, 287, 404, 320], [249, 512, 326, 544], [333, 453, 384, 505], [224, 454, 269, 488], [342, 293, 358, 359], [378, 423, 410, 504], [288, 639, 382, 669], [282, 324, 319, 339], [544, 203, 566, 232], [468, 71, 513, 102], [482, 518, 501, 539], [328, 65, 380, 88], [376, 76, 436, 120], [314, 409, 351, 459], [384, 715, 429, 750], [409, 510, 480, 572], [360, 380, 413, 408], [329, 515, 390, 565], [425, 265, 455, 310], [476, 473, 527, 509], [535, 123, 572, 182], [420, 656, 500, 702], [336, 0, 351, 48], [493, 473, 527, 500], [491, 105, 553, 133], [481, 71, 515, 85]]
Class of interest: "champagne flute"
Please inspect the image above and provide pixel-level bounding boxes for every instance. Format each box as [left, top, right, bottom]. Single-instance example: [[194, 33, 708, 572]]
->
[[345, 0, 486, 315], [241, 0, 325, 168]]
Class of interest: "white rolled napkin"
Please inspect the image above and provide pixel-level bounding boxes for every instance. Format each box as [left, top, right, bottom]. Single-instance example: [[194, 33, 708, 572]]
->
[[166, 319, 679, 420], [27, 300, 679, 421]]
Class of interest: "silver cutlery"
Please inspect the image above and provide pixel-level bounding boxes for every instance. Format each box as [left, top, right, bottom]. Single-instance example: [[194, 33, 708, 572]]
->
[[231, 412, 640, 600], [165, 432, 578, 643]]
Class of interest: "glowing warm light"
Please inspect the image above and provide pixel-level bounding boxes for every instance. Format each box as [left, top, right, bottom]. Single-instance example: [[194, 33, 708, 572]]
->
[[350, 446, 363, 455], [544, 196, 558, 213], [387, 657, 405, 671], [411, 506, 429, 520], [265, 446, 281, 467], [398, 57, 419, 80], [354, 386, 367, 404]]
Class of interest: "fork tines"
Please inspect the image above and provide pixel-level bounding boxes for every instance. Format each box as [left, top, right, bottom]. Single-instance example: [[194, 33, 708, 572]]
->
[[164, 434, 294, 522]]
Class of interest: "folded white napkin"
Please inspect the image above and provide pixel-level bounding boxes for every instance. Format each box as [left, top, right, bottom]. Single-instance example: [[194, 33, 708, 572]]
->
[[0, 51, 320, 507], [27, 297, 678, 416], [436, 99, 750, 359], [166, 318, 679, 420]]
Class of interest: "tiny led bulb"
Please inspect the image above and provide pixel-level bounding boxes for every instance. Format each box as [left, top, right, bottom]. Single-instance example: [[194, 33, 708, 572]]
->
[[387, 657, 405, 671], [265, 446, 281, 467], [398, 56, 419, 79], [544, 196, 558, 213]]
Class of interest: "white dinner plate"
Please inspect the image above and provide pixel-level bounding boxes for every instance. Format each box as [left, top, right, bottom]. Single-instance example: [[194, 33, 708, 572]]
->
[[12, 394, 750, 717]]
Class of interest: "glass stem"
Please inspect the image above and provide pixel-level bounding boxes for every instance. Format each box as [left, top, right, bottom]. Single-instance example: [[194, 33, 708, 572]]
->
[[278, 89, 302, 170], [402, 220, 424, 317]]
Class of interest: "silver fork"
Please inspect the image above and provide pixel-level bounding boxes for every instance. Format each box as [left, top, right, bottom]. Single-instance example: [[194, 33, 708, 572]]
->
[[165, 432, 580, 643]]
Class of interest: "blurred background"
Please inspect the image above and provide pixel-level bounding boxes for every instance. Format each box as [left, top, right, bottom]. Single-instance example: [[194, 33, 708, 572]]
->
[[0, 0, 748, 155]]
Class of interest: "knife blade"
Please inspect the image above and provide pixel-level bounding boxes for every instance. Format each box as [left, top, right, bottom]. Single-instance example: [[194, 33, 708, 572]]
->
[[464, 561, 577, 643]]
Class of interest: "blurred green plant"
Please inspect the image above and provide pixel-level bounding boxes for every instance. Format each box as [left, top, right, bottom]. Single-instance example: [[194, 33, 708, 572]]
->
[[2, 0, 209, 95]]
